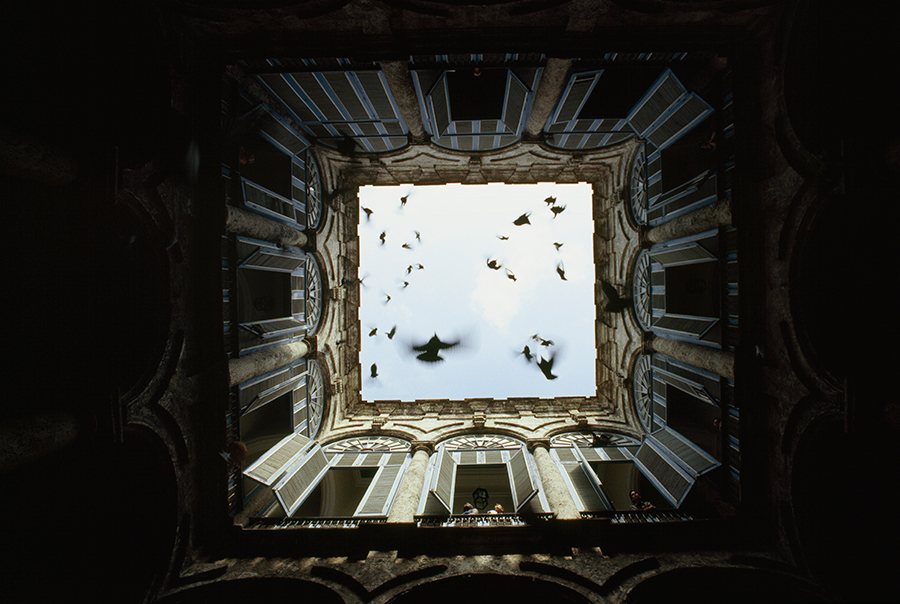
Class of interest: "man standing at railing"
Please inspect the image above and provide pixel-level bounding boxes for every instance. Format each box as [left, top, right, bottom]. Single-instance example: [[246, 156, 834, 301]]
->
[[462, 502, 478, 515], [629, 490, 656, 511]]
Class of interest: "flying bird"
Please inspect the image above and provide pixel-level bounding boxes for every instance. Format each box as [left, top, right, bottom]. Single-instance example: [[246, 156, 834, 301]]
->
[[550, 204, 566, 218], [600, 279, 631, 313], [406, 265, 413, 275], [415, 264, 425, 270], [400, 195, 408, 208], [370, 364, 378, 378], [411, 334, 460, 363], [362, 206, 374, 221], [513, 213, 531, 226], [384, 294, 392, 304], [402, 243, 412, 250], [487, 259, 502, 270], [386, 325, 397, 339], [506, 269, 517, 282], [379, 231, 386, 245], [520, 345, 533, 362], [497, 235, 509, 241], [537, 355, 558, 380], [401, 281, 409, 288], [531, 334, 554, 347], [553, 242, 564, 251], [368, 327, 378, 337], [415, 230, 421, 242], [544, 196, 557, 206], [556, 262, 567, 281]]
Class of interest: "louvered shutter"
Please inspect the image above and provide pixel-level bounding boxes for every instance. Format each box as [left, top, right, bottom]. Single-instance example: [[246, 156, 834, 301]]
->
[[243, 432, 312, 486], [508, 447, 538, 512], [633, 439, 694, 507], [272, 443, 329, 516], [355, 461, 408, 517], [647, 93, 712, 150], [628, 70, 686, 137], [564, 464, 604, 512], [649, 242, 716, 266], [556, 73, 598, 123], [572, 448, 613, 510], [503, 71, 529, 135], [430, 75, 451, 137], [651, 429, 720, 477], [428, 446, 457, 513], [240, 247, 306, 272]]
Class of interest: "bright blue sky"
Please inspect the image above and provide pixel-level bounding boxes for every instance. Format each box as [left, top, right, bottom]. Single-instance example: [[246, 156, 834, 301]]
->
[[358, 183, 596, 402]]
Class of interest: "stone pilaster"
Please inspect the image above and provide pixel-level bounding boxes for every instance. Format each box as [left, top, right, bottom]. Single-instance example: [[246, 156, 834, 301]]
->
[[643, 198, 732, 246], [646, 335, 734, 381], [387, 444, 432, 523], [529, 440, 580, 520], [228, 341, 309, 386], [226, 205, 308, 247]]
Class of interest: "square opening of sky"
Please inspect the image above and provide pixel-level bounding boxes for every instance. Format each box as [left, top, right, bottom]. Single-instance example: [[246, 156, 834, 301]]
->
[[359, 182, 596, 402]]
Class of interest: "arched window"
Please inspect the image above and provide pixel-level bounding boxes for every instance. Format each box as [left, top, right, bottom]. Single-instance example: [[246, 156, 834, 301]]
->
[[549, 432, 647, 513], [243, 436, 411, 518], [418, 435, 543, 515], [631, 230, 722, 343], [631, 354, 722, 507]]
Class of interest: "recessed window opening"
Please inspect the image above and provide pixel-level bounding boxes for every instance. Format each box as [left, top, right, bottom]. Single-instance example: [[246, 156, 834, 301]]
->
[[454, 465, 513, 514], [666, 388, 722, 460], [240, 132, 292, 199], [446, 70, 507, 120], [292, 468, 376, 517], [358, 182, 596, 402], [238, 269, 292, 322], [665, 261, 720, 317]]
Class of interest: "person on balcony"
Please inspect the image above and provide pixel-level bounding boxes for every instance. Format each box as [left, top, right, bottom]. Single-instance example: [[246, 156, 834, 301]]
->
[[462, 503, 478, 515], [629, 490, 656, 511]]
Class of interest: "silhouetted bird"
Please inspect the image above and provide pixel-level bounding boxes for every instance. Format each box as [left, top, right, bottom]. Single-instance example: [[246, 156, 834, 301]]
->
[[341, 277, 365, 288], [384, 294, 392, 303], [379, 231, 386, 245], [539, 338, 554, 347], [550, 205, 566, 218], [520, 345, 533, 362], [513, 213, 531, 226], [600, 280, 631, 313], [400, 195, 408, 207], [370, 364, 378, 378], [591, 433, 612, 447], [411, 334, 460, 363], [386, 326, 397, 340], [406, 265, 413, 275], [553, 242, 564, 251], [506, 269, 517, 282], [557, 262, 567, 281], [537, 355, 558, 380], [369, 328, 378, 337], [497, 235, 509, 240], [401, 281, 409, 288], [415, 264, 425, 270], [415, 230, 421, 242], [487, 259, 502, 270], [544, 196, 557, 206], [362, 206, 374, 221], [402, 243, 412, 250]]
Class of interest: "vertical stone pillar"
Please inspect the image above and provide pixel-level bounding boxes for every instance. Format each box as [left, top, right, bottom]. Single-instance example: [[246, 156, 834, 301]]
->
[[226, 205, 307, 247], [380, 61, 427, 141], [529, 441, 580, 520], [0, 410, 92, 473], [387, 444, 432, 523], [524, 59, 574, 139], [228, 341, 309, 387], [643, 198, 732, 245], [646, 335, 734, 381]]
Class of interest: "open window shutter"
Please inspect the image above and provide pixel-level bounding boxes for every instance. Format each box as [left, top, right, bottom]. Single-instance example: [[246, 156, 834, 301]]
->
[[272, 443, 329, 516], [633, 439, 694, 507], [572, 448, 613, 511], [244, 318, 305, 339], [508, 447, 538, 512], [242, 372, 303, 417], [355, 458, 409, 517], [240, 246, 306, 272], [651, 429, 720, 477], [628, 70, 686, 138], [243, 432, 312, 486], [647, 93, 713, 151], [503, 71, 529, 135], [428, 446, 457, 513], [430, 75, 451, 137]]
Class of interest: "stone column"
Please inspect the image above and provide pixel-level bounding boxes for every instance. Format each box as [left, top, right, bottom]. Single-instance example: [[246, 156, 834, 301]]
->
[[0, 410, 93, 473], [643, 198, 732, 245], [529, 440, 580, 520], [646, 335, 734, 381], [524, 59, 574, 139], [226, 205, 307, 247], [380, 61, 427, 141], [387, 444, 432, 523], [0, 127, 78, 185], [228, 341, 309, 387]]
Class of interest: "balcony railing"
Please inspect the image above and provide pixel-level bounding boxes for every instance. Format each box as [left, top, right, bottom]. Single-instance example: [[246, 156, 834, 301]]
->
[[246, 517, 387, 529], [581, 509, 694, 523], [415, 513, 556, 527]]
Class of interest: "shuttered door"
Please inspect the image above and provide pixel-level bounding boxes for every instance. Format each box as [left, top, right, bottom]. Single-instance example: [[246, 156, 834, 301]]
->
[[273, 443, 329, 516], [243, 432, 312, 486], [429, 446, 457, 513], [652, 429, 719, 477], [633, 440, 693, 507], [503, 72, 529, 135], [629, 70, 685, 137], [430, 75, 451, 137], [240, 246, 306, 272], [355, 463, 406, 517], [508, 448, 538, 512], [573, 448, 613, 510], [647, 93, 712, 151]]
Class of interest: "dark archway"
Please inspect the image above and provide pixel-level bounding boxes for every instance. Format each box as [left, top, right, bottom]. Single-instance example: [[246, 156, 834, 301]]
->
[[387, 573, 591, 604]]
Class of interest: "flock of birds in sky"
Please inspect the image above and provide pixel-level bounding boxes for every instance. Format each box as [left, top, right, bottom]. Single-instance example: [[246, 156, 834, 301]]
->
[[357, 191, 632, 388]]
